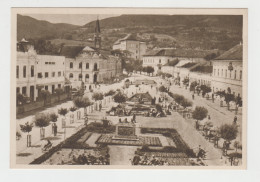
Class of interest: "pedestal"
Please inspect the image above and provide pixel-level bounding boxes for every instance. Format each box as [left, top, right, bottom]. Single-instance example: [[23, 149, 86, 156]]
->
[[112, 123, 139, 141]]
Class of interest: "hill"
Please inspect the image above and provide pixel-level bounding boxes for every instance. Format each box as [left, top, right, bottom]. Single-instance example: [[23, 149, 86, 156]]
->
[[17, 14, 79, 41]]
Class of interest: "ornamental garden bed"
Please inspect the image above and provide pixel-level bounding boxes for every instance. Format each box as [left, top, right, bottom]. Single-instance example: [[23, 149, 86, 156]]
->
[[96, 134, 162, 147]]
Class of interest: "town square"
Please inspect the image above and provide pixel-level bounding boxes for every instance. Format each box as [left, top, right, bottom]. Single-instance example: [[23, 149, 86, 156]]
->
[[14, 12, 244, 167]]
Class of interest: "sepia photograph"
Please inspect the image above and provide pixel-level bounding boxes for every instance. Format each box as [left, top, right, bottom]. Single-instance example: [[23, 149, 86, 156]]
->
[[11, 8, 247, 169]]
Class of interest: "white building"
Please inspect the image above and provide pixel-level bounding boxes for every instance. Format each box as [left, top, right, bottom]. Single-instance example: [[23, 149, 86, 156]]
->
[[16, 39, 66, 102], [113, 34, 147, 60], [211, 44, 243, 97]]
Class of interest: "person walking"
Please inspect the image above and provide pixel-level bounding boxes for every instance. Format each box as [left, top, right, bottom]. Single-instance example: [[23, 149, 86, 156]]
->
[[233, 116, 238, 125], [192, 94, 195, 100]]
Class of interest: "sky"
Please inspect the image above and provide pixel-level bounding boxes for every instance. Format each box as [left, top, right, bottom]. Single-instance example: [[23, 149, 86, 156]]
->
[[26, 14, 120, 26]]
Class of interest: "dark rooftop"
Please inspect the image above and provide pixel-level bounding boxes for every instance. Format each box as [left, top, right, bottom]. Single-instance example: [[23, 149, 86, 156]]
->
[[214, 44, 242, 61]]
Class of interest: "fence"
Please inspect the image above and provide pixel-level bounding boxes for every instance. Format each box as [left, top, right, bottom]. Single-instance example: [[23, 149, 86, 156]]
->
[[17, 93, 70, 115]]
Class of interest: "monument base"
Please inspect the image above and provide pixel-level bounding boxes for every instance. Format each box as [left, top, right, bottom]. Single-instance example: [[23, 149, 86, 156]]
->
[[112, 122, 139, 141]]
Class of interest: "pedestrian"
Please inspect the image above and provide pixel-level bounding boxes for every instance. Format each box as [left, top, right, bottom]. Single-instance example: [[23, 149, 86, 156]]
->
[[192, 94, 195, 100], [99, 103, 102, 111], [53, 123, 57, 136], [212, 93, 214, 103], [233, 116, 237, 125], [132, 113, 136, 123]]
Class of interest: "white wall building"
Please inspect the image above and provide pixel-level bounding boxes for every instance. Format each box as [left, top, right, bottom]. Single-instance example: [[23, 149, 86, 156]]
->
[[211, 44, 243, 97]]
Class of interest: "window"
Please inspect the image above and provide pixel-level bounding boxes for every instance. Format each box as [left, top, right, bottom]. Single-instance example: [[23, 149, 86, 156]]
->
[[23, 66, 26, 78], [230, 70, 232, 78], [31, 66, 34, 77], [85, 74, 89, 82], [58, 84, 61, 88], [45, 62, 49, 65], [69, 73, 73, 79], [52, 85, 55, 94], [79, 74, 82, 81], [79, 62, 82, 69], [240, 70, 242, 80], [58, 72, 61, 77], [45, 72, 49, 78], [16, 66, 19, 78], [45, 86, 48, 90], [168, 59, 170, 63], [221, 69, 223, 77], [234, 70, 237, 79], [16, 87, 20, 94], [70, 62, 73, 69], [94, 63, 98, 71], [159, 59, 161, 64], [38, 73, 42, 78], [22, 87, 26, 95], [214, 69, 216, 76], [225, 70, 227, 78], [52, 72, 55, 77], [218, 69, 219, 76]]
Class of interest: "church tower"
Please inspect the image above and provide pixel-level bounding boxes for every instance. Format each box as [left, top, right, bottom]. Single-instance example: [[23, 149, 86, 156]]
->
[[94, 17, 101, 49]]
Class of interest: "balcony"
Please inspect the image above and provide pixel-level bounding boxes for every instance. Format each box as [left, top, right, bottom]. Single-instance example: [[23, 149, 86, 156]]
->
[[92, 68, 99, 72]]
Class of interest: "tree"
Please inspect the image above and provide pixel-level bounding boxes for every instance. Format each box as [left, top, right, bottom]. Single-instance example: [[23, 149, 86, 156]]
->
[[40, 90, 51, 106], [17, 93, 26, 106], [20, 122, 34, 147], [58, 108, 68, 117], [104, 90, 116, 97], [146, 66, 155, 76], [49, 112, 58, 135], [200, 85, 212, 97], [219, 124, 238, 143], [73, 97, 92, 108], [124, 63, 134, 75], [113, 92, 127, 104], [189, 81, 198, 92], [34, 113, 50, 139], [233, 141, 242, 152], [159, 86, 167, 93], [92, 92, 104, 101], [181, 99, 193, 108], [192, 106, 208, 121], [155, 104, 163, 112], [182, 77, 189, 87], [55, 88, 64, 102], [225, 93, 235, 110], [70, 106, 77, 112], [173, 94, 185, 105]]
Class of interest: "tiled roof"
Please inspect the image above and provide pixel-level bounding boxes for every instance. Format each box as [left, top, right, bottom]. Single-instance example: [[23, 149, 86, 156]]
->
[[214, 44, 242, 60], [143, 48, 217, 58]]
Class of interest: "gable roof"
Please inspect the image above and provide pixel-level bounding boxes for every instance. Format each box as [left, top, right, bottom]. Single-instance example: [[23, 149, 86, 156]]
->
[[214, 44, 242, 60], [143, 48, 218, 58]]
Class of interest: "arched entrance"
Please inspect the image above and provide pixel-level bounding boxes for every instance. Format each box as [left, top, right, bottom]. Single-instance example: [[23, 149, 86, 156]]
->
[[93, 74, 97, 83]]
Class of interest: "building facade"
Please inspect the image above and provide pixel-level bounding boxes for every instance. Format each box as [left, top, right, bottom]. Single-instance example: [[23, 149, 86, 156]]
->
[[16, 39, 66, 102], [113, 34, 147, 60], [64, 46, 122, 90], [211, 44, 243, 97]]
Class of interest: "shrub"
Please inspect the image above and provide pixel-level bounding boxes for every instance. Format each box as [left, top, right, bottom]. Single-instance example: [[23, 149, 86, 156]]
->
[[219, 124, 238, 142], [73, 97, 92, 108], [104, 90, 116, 96], [173, 94, 185, 104], [189, 81, 198, 92], [20, 122, 34, 133], [192, 106, 208, 121], [159, 85, 167, 92], [113, 92, 127, 104], [34, 113, 50, 128], [92, 92, 104, 101], [70, 106, 77, 112], [58, 108, 68, 116], [49, 112, 58, 123], [181, 99, 193, 108]]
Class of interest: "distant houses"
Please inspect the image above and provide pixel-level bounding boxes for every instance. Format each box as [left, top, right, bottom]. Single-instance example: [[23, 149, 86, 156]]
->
[[112, 34, 147, 60], [142, 44, 243, 97]]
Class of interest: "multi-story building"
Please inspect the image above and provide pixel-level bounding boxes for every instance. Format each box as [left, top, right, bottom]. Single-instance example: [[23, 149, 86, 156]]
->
[[16, 39, 37, 101], [63, 19, 122, 90], [63, 46, 122, 90], [113, 34, 147, 60], [211, 44, 243, 97], [143, 48, 216, 76], [16, 39, 66, 101]]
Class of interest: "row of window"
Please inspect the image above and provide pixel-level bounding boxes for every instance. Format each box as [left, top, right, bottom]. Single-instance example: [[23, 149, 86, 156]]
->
[[17, 84, 62, 96], [70, 62, 98, 70], [144, 59, 166, 64], [213, 68, 242, 80], [37, 71, 63, 78], [45, 62, 55, 65], [16, 65, 34, 78], [69, 73, 89, 81]]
